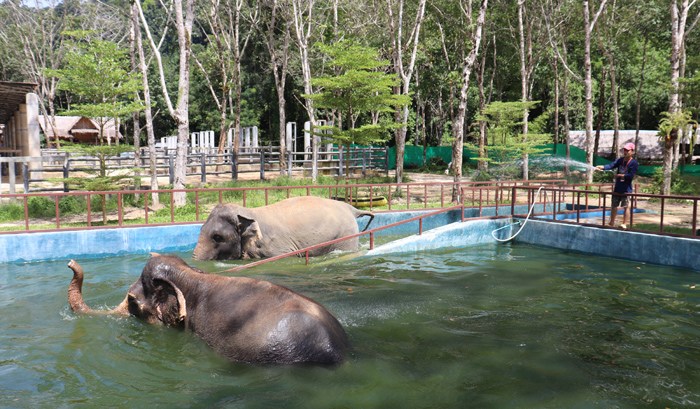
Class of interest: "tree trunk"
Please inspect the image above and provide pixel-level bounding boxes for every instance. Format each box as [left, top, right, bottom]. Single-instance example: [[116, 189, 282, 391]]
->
[[634, 36, 648, 154], [583, 0, 608, 182], [172, 0, 194, 206], [264, 0, 291, 176], [553, 56, 560, 149], [133, 2, 159, 207], [387, 0, 427, 184], [594, 68, 606, 159], [477, 40, 488, 172], [518, 0, 529, 180], [136, 0, 194, 207], [451, 0, 488, 201], [664, 0, 688, 194], [610, 62, 620, 156], [292, 0, 319, 181]]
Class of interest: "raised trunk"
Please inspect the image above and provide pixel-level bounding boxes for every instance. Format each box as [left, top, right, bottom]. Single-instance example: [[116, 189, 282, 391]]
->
[[67, 260, 129, 316]]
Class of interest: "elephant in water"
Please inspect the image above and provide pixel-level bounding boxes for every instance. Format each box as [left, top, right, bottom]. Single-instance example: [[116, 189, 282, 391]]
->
[[193, 196, 375, 260], [67, 254, 349, 365]]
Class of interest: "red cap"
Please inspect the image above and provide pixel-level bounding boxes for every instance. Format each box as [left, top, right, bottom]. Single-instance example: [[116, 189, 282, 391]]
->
[[623, 142, 635, 151]]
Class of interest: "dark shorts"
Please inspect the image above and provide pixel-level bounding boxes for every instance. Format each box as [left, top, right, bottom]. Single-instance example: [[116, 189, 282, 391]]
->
[[611, 194, 629, 208]]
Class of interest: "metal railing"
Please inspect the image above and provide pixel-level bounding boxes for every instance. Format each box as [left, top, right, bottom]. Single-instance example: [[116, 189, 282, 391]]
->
[[1, 179, 697, 241], [218, 204, 470, 273], [511, 185, 699, 238], [0, 179, 566, 234]]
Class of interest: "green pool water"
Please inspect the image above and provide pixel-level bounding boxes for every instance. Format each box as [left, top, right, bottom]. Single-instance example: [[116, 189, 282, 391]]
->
[[1, 244, 699, 408]]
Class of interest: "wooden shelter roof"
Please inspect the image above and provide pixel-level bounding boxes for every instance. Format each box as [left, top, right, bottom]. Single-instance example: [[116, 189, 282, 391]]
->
[[0, 81, 38, 125]]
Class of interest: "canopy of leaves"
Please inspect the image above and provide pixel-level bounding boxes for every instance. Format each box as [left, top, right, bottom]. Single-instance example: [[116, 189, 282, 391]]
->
[[46, 32, 144, 140], [305, 40, 410, 147]]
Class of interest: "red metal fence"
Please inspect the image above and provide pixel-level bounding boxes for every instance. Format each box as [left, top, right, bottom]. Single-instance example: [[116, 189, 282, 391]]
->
[[0, 179, 697, 240]]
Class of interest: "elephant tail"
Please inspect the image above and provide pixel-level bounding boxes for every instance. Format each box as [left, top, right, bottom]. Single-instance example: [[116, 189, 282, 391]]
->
[[355, 211, 375, 232]]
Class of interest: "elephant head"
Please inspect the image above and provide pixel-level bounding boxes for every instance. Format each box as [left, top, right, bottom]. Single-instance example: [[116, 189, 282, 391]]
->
[[126, 255, 189, 327], [67, 254, 186, 327], [192, 204, 261, 260]]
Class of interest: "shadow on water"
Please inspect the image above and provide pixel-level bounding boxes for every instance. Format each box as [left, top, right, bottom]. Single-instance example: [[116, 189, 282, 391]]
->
[[1, 246, 699, 408]]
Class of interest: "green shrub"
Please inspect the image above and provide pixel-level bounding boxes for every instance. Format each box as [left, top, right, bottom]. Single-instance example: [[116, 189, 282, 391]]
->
[[58, 195, 87, 215], [0, 202, 24, 222], [646, 168, 699, 195], [27, 196, 56, 218]]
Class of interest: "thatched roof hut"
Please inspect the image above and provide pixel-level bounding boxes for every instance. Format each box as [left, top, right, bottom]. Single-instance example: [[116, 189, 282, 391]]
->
[[38, 115, 123, 144]]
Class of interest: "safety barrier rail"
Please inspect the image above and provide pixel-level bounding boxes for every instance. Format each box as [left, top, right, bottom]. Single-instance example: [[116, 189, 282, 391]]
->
[[512, 185, 699, 239], [0, 179, 566, 234], [218, 204, 471, 273]]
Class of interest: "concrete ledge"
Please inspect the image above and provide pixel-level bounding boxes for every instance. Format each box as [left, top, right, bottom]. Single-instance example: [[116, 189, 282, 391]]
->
[[0, 224, 202, 263], [2, 209, 696, 273], [367, 216, 699, 272], [513, 219, 700, 271], [366, 219, 512, 256]]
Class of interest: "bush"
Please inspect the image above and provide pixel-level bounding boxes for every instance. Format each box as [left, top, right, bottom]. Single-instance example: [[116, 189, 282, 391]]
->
[[58, 195, 87, 215], [0, 202, 24, 222], [646, 168, 699, 195], [27, 196, 56, 218]]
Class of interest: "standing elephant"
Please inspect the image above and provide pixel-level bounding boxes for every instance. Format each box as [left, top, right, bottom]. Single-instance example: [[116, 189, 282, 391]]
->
[[67, 253, 349, 365], [193, 196, 375, 260]]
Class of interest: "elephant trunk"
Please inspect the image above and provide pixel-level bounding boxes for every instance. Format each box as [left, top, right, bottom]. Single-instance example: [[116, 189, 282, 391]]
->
[[67, 259, 129, 316]]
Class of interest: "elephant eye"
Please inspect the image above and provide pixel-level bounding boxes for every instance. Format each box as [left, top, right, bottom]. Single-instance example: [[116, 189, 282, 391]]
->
[[212, 234, 225, 243]]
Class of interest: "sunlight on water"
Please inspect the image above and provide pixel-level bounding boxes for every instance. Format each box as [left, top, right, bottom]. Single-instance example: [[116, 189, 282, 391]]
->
[[1, 245, 699, 408]]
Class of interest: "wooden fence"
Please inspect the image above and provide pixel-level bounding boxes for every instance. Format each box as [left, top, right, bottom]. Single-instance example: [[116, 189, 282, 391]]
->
[[0, 145, 388, 193]]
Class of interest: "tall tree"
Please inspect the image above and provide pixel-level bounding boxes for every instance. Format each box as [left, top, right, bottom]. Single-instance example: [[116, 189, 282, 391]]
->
[[261, 0, 293, 174], [291, 0, 322, 181], [385, 0, 427, 184], [306, 41, 410, 175], [48, 35, 144, 144], [136, 0, 194, 206], [131, 1, 160, 207], [662, 0, 696, 194], [582, 0, 608, 182], [451, 0, 488, 201]]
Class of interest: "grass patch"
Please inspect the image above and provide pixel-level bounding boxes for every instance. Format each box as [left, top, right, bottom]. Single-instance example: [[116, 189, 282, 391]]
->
[[632, 223, 696, 236]]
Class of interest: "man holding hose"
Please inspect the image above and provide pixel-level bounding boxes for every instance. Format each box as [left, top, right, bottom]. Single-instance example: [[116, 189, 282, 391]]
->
[[595, 142, 638, 229]]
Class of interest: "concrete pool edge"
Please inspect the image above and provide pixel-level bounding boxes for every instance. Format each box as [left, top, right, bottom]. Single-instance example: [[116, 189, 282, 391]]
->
[[367, 217, 700, 272], [0, 224, 203, 263], [2, 209, 697, 272]]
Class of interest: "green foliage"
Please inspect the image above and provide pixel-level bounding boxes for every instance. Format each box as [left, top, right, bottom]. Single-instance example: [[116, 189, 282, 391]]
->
[[657, 110, 697, 144], [46, 33, 144, 141], [0, 202, 24, 222], [27, 197, 57, 218], [470, 101, 550, 166], [646, 168, 700, 195], [306, 40, 410, 148]]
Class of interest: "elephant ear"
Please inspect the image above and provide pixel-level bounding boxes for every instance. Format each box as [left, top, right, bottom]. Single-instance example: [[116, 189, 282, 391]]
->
[[237, 215, 262, 243], [152, 278, 187, 327]]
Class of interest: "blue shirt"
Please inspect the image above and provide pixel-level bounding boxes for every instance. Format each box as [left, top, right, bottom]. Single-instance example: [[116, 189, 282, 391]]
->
[[603, 157, 638, 193]]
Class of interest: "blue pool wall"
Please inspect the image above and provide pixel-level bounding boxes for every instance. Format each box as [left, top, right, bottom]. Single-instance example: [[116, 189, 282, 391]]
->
[[367, 217, 700, 272], [1, 206, 697, 272], [0, 206, 521, 263]]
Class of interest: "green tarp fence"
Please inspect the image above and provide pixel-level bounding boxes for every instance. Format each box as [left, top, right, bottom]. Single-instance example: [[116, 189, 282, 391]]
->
[[385, 144, 700, 176]]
